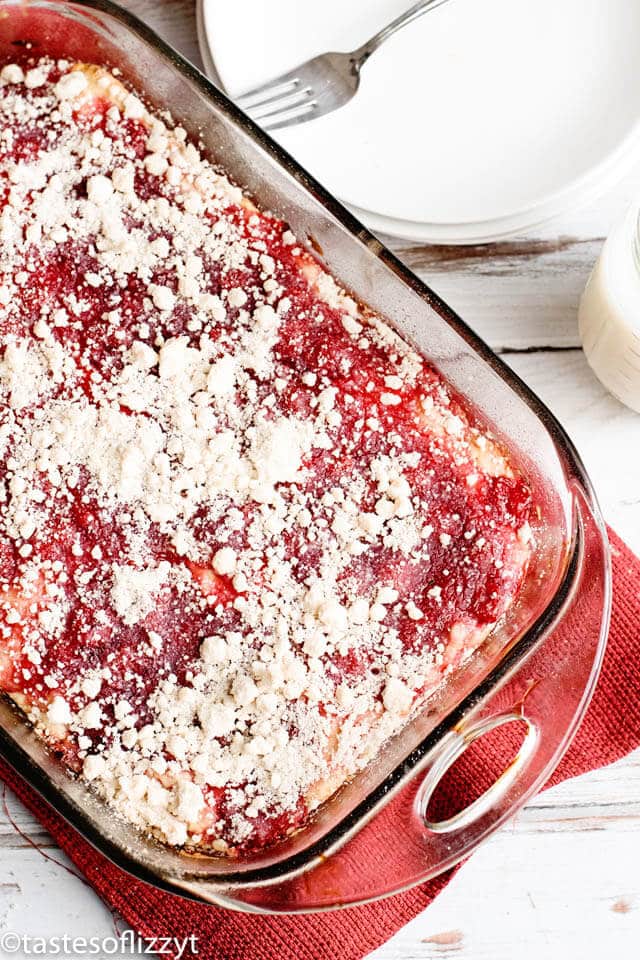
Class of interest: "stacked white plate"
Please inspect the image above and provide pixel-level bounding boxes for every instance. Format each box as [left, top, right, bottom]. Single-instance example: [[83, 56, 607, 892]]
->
[[197, 0, 640, 242]]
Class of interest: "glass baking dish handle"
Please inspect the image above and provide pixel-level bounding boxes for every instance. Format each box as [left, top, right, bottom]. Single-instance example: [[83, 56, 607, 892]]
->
[[417, 711, 539, 834]]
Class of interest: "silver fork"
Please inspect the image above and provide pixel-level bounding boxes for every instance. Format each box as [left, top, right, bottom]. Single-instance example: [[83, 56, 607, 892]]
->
[[235, 0, 454, 131]]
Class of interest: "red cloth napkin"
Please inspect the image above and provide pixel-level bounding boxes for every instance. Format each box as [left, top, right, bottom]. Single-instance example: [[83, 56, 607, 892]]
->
[[0, 526, 637, 960]]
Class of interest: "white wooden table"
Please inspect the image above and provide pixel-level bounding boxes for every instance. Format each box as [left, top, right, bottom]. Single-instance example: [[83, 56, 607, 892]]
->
[[2, 2, 640, 957]]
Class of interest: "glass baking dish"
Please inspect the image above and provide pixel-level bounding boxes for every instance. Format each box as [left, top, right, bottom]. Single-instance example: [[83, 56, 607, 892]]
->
[[0, 0, 611, 913]]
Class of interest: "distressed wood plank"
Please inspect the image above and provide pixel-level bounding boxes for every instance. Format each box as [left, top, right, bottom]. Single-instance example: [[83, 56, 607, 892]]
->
[[402, 267, 593, 351], [118, 0, 202, 67], [387, 235, 602, 278], [371, 826, 640, 960], [504, 351, 640, 550], [381, 235, 602, 350]]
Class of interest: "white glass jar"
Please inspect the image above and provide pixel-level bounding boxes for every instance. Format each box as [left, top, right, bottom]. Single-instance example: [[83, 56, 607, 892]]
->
[[579, 204, 640, 413]]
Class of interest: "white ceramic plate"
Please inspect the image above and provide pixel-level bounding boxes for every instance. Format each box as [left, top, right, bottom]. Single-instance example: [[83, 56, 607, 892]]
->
[[197, 0, 640, 242]]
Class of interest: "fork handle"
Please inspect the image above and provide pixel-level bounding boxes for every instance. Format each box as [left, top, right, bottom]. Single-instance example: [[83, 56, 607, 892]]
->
[[353, 0, 454, 68]]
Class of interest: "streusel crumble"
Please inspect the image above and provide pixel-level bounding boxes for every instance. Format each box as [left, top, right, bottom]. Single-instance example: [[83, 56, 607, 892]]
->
[[0, 59, 533, 853]]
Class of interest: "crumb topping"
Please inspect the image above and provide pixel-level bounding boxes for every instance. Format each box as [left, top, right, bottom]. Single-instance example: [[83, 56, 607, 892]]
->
[[0, 59, 533, 852]]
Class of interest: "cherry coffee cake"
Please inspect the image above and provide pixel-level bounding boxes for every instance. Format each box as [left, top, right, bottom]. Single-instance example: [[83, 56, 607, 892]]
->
[[0, 59, 533, 853]]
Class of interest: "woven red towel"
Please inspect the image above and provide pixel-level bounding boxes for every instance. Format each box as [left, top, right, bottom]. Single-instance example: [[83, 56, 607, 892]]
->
[[0, 526, 637, 960]]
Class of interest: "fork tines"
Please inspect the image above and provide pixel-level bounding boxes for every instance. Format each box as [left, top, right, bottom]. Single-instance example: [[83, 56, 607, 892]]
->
[[236, 75, 318, 130]]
